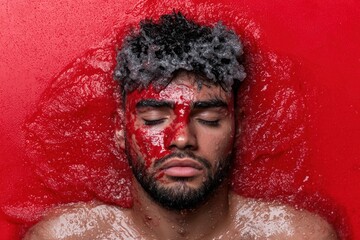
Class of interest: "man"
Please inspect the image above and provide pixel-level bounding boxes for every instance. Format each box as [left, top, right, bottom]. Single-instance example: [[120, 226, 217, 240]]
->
[[25, 12, 337, 239]]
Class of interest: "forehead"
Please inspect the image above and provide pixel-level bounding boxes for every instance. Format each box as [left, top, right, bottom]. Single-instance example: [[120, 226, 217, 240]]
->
[[126, 72, 233, 104]]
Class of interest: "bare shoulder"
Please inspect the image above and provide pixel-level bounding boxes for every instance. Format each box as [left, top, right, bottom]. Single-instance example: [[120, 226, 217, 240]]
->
[[24, 201, 140, 240], [229, 194, 338, 240]]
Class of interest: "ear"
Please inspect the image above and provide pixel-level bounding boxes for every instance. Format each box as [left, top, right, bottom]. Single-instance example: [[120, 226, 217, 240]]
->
[[115, 129, 125, 150], [114, 107, 125, 150]]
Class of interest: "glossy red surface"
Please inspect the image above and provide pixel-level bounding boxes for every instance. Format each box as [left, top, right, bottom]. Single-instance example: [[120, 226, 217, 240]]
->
[[0, 0, 358, 239], [125, 84, 190, 169]]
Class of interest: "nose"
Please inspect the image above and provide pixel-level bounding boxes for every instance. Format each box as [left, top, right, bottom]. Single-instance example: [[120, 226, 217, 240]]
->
[[168, 123, 198, 151]]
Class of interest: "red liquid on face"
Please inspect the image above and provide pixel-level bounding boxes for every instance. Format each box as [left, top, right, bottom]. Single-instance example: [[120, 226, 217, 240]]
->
[[0, 1, 356, 239], [125, 83, 200, 170]]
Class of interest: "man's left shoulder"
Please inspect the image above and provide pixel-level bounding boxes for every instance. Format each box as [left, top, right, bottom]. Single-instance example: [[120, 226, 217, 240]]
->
[[229, 194, 338, 240], [280, 202, 338, 239]]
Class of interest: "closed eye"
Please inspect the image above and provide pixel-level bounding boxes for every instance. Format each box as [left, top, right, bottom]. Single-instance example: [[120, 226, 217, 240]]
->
[[143, 118, 166, 126], [197, 119, 220, 127]]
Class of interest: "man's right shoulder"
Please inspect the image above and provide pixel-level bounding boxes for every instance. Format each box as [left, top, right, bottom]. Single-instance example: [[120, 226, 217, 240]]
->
[[23, 201, 139, 240]]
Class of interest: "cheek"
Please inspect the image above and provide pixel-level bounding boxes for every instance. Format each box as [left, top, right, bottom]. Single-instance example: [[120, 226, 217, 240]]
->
[[126, 120, 172, 168], [128, 110, 188, 167], [203, 121, 235, 156], [224, 122, 236, 153], [208, 133, 233, 156], [219, 130, 235, 154]]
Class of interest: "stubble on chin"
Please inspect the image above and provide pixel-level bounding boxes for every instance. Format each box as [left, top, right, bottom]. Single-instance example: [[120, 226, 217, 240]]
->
[[126, 149, 232, 211]]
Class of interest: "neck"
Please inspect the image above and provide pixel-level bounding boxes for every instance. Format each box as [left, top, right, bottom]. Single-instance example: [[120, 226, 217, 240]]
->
[[130, 178, 231, 240]]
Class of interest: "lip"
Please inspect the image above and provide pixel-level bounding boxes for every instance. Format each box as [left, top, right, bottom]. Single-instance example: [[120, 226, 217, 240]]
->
[[159, 158, 204, 178]]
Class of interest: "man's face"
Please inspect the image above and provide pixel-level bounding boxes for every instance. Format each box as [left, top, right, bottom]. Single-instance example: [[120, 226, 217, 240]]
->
[[122, 71, 236, 210]]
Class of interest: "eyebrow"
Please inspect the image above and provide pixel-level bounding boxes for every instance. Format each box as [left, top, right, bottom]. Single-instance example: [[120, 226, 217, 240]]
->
[[193, 99, 228, 109], [135, 98, 228, 109], [136, 99, 174, 109]]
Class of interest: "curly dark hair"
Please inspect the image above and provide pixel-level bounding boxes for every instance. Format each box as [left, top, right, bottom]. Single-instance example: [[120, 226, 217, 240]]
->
[[114, 12, 246, 93]]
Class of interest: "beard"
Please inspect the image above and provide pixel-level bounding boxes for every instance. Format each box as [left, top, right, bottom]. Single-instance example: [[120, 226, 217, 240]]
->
[[126, 148, 232, 211]]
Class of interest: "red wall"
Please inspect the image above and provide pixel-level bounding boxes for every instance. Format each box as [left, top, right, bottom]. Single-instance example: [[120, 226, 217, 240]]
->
[[0, 0, 358, 239]]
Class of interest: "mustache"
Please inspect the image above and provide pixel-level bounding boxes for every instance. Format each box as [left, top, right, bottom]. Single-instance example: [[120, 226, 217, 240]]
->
[[154, 151, 211, 170]]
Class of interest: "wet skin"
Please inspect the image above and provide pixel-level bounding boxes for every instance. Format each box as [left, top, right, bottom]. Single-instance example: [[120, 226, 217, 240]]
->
[[123, 71, 235, 204], [23, 195, 338, 240], [24, 72, 338, 240]]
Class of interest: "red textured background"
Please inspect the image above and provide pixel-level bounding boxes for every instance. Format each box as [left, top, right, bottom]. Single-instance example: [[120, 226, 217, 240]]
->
[[0, 0, 359, 239]]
